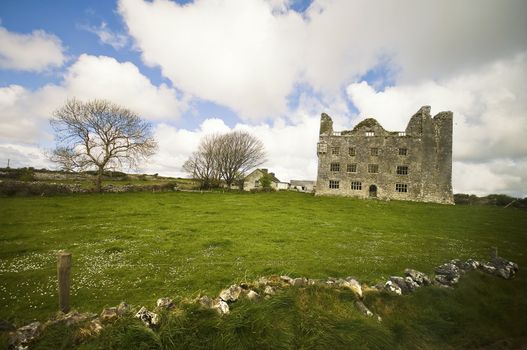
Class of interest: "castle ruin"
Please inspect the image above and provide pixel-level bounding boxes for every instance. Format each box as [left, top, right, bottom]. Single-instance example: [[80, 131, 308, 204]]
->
[[315, 106, 453, 204]]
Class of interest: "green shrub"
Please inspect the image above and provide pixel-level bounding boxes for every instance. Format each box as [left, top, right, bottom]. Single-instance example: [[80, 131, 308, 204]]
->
[[0, 181, 78, 196]]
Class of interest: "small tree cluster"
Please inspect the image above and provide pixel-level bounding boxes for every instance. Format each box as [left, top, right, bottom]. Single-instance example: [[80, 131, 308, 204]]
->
[[183, 131, 266, 189]]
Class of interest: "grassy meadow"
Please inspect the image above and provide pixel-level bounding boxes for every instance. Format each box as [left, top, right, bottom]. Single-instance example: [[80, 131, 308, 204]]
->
[[1, 191, 526, 348]]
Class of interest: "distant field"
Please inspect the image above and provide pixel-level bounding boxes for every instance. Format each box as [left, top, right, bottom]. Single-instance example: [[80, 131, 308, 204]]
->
[[1, 191, 526, 348]]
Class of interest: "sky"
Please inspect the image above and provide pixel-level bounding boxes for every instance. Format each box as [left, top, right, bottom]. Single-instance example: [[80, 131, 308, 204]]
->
[[1, 0, 526, 197]]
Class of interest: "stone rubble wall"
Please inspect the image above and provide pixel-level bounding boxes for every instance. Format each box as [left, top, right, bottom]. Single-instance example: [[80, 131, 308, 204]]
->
[[6, 255, 519, 349]]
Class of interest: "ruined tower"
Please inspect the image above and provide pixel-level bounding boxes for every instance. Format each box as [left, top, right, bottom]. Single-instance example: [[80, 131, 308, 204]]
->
[[315, 106, 453, 204]]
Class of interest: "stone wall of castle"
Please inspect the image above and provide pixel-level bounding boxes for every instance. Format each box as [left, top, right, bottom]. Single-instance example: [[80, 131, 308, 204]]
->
[[315, 106, 453, 204]]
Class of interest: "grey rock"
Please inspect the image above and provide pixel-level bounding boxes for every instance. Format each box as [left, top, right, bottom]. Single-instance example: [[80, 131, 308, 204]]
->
[[389, 276, 410, 294], [280, 275, 294, 285], [460, 259, 480, 271], [100, 308, 119, 322], [384, 280, 402, 295], [340, 278, 363, 298], [198, 296, 213, 308], [307, 279, 324, 286], [88, 319, 103, 334], [135, 307, 159, 327], [404, 269, 431, 286], [213, 299, 230, 315], [256, 276, 269, 287], [291, 277, 307, 287], [434, 262, 461, 287], [355, 300, 373, 317], [117, 301, 130, 315], [404, 276, 420, 292], [480, 262, 497, 275], [156, 297, 174, 309], [434, 274, 459, 286], [78, 319, 103, 338], [10, 322, 41, 348], [246, 290, 260, 300], [219, 285, 242, 302], [435, 263, 460, 278], [264, 285, 275, 295], [489, 257, 519, 279], [496, 268, 512, 279]]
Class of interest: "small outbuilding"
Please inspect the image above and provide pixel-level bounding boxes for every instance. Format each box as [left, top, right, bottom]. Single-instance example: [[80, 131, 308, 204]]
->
[[290, 180, 316, 193], [243, 168, 282, 191]]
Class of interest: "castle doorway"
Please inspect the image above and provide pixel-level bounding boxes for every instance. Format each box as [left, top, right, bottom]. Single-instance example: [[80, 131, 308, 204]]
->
[[369, 185, 377, 198]]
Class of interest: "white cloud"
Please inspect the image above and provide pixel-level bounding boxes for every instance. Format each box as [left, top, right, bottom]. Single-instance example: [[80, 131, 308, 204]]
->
[[0, 26, 66, 71], [453, 160, 527, 197], [79, 22, 129, 49], [0, 54, 187, 144], [147, 102, 322, 182], [62, 54, 186, 120], [118, 0, 527, 119], [0, 144, 51, 169], [346, 54, 527, 196], [119, 0, 305, 120]]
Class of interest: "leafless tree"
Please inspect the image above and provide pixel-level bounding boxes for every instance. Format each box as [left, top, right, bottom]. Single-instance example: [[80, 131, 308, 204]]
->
[[183, 131, 266, 189], [217, 131, 266, 187], [49, 98, 158, 192], [182, 134, 221, 189]]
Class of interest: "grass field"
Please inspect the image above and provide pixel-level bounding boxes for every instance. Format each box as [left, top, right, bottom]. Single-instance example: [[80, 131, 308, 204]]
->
[[1, 191, 526, 348]]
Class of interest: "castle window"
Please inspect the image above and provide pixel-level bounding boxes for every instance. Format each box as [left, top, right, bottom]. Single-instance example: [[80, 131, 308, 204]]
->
[[329, 180, 340, 189], [396, 166, 408, 175], [349, 147, 356, 156], [346, 164, 357, 173], [365, 131, 375, 137], [368, 164, 379, 173], [331, 147, 340, 156], [370, 148, 379, 156], [398, 132, 406, 136], [398, 148, 408, 156], [317, 142, 327, 154], [351, 181, 362, 190], [396, 183, 408, 193], [330, 163, 340, 172]]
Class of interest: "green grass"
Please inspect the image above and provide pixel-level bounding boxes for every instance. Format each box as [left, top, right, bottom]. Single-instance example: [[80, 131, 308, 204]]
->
[[1, 191, 526, 348]]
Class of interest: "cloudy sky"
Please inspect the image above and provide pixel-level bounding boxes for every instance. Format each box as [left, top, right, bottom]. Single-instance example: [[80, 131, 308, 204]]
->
[[1, 0, 526, 196]]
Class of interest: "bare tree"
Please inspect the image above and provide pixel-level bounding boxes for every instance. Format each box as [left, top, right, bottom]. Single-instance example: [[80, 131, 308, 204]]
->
[[182, 134, 221, 189], [49, 98, 158, 192], [183, 131, 266, 189], [217, 131, 266, 188]]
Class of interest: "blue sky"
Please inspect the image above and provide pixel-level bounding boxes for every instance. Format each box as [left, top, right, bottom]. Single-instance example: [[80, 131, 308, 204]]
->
[[0, 1, 168, 88], [0, 0, 318, 129], [1, 0, 526, 196]]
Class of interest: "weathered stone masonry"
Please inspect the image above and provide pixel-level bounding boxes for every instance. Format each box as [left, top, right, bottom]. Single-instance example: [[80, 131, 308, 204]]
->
[[315, 106, 453, 204]]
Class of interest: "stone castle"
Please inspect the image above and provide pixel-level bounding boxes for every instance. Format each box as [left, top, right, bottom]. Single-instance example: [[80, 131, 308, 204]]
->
[[315, 106, 453, 204]]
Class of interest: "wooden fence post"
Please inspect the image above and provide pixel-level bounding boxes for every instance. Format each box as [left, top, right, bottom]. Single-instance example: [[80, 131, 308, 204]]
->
[[57, 252, 72, 313], [491, 247, 498, 260]]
